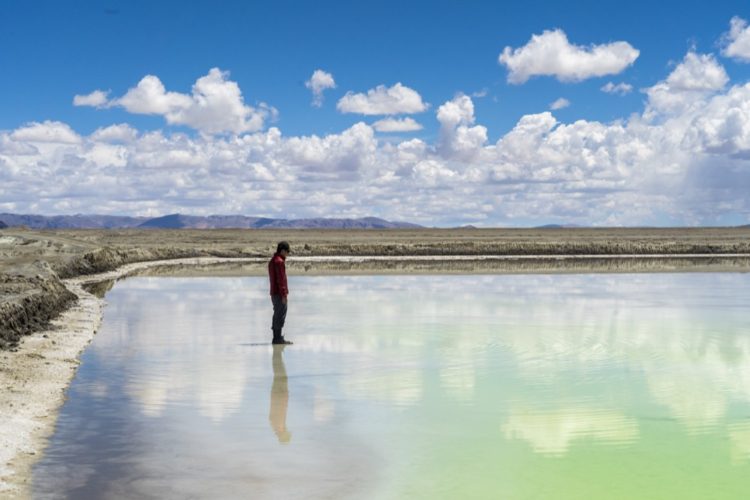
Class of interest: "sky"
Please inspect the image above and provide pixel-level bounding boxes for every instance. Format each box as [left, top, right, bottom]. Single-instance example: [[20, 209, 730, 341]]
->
[[1, 0, 750, 226]]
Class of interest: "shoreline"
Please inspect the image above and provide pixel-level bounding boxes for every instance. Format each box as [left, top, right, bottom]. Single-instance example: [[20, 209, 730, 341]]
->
[[2, 253, 750, 497], [0, 257, 262, 498]]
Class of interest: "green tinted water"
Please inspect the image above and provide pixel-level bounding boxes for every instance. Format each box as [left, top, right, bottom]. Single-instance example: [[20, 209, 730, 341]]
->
[[33, 273, 750, 499]]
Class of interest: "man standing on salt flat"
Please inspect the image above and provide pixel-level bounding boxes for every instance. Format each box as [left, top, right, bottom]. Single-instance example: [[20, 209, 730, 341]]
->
[[269, 241, 293, 345]]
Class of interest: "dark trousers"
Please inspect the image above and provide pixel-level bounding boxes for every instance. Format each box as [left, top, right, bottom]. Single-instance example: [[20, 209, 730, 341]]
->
[[271, 295, 287, 339]]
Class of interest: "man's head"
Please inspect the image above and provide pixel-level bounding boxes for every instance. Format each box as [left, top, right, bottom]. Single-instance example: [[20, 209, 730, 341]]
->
[[276, 241, 291, 256]]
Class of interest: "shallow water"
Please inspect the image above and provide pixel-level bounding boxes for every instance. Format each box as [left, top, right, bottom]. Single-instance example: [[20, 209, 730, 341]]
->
[[33, 273, 750, 499]]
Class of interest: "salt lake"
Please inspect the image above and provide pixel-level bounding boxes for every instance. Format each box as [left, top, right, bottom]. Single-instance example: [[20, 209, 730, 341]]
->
[[33, 271, 750, 499]]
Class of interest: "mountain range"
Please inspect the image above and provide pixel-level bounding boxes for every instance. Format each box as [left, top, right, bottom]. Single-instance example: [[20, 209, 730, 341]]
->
[[0, 213, 422, 230], [1, 213, 747, 230]]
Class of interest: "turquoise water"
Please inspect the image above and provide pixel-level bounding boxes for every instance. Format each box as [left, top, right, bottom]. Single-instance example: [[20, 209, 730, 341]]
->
[[33, 273, 750, 499]]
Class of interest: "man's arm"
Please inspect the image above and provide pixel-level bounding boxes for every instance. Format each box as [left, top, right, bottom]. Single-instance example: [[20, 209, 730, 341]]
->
[[274, 259, 289, 300]]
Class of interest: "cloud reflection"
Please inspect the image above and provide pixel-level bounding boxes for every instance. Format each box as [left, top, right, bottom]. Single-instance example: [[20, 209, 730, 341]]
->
[[97, 273, 750, 461], [502, 407, 639, 456]]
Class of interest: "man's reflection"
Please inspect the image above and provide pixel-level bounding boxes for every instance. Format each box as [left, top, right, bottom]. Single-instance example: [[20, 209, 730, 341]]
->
[[270, 345, 291, 443]]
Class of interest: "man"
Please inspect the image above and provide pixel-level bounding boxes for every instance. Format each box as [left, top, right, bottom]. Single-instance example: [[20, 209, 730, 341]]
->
[[268, 241, 293, 345]]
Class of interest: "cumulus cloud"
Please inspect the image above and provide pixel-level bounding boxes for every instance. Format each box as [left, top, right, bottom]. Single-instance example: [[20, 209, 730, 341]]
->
[[115, 75, 192, 115], [663, 52, 728, 91], [682, 82, 750, 157], [601, 82, 633, 95], [0, 135, 38, 156], [436, 94, 488, 159], [413, 159, 457, 187], [90, 124, 138, 143], [282, 122, 377, 180], [372, 117, 423, 132], [337, 83, 428, 115], [722, 16, 750, 62], [10, 121, 81, 144], [499, 29, 639, 84], [645, 52, 728, 116], [305, 69, 336, 107], [73, 90, 110, 108], [436, 94, 477, 128], [550, 98, 570, 110], [4, 51, 750, 226], [78, 68, 276, 135]]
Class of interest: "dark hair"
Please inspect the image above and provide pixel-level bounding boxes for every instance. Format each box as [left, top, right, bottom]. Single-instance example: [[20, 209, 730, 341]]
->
[[276, 241, 290, 253]]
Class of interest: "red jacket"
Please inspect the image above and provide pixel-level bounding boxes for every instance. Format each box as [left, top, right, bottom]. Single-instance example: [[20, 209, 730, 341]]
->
[[268, 253, 288, 297]]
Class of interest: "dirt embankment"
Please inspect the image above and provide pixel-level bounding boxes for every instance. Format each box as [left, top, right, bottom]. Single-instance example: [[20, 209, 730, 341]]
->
[[0, 265, 76, 350]]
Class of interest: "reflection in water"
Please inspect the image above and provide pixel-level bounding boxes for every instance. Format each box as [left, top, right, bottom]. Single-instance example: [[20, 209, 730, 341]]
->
[[133, 256, 750, 278], [729, 422, 750, 464], [502, 407, 639, 456], [32, 273, 750, 499], [342, 369, 423, 407], [82, 278, 115, 298], [270, 345, 291, 443]]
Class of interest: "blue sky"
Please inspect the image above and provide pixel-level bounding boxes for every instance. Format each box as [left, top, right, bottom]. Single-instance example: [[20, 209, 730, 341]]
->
[[1, 0, 750, 225]]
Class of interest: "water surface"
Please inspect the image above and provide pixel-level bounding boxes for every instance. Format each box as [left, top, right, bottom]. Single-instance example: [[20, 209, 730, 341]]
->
[[34, 273, 750, 499]]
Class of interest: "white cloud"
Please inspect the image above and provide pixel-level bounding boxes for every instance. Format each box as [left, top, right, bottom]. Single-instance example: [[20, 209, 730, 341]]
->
[[372, 117, 423, 132], [90, 124, 138, 143], [722, 16, 750, 62], [682, 82, 750, 157], [499, 29, 639, 84], [436, 95, 475, 128], [413, 159, 457, 187], [305, 69, 336, 107], [0, 135, 38, 155], [550, 98, 570, 110], [4, 51, 750, 226], [645, 52, 728, 116], [116, 75, 192, 115], [10, 121, 81, 144], [282, 122, 378, 179], [83, 68, 276, 135], [663, 52, 728, 91], [73, 90, 110, 108], [436, 94, 487, 159], [337, 83, 428, 115], [601, 82, 633, 95]]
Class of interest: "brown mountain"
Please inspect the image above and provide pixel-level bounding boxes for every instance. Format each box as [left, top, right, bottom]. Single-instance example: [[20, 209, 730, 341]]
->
[[0, 213, 422, 230]]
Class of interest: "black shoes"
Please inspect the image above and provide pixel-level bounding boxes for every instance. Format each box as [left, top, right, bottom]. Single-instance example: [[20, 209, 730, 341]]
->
[[272, 337, 293, 345]]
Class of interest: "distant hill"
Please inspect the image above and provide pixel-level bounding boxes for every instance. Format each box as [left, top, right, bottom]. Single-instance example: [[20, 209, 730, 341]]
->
[[535, 224, 583, 229], [138, 214, 267, 229], [0, 213, 422, 230], [0, 220, 7, 229], [0, 213, 147, 229], [254, 216, 422, 229], [138, 214, 421, 229]]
